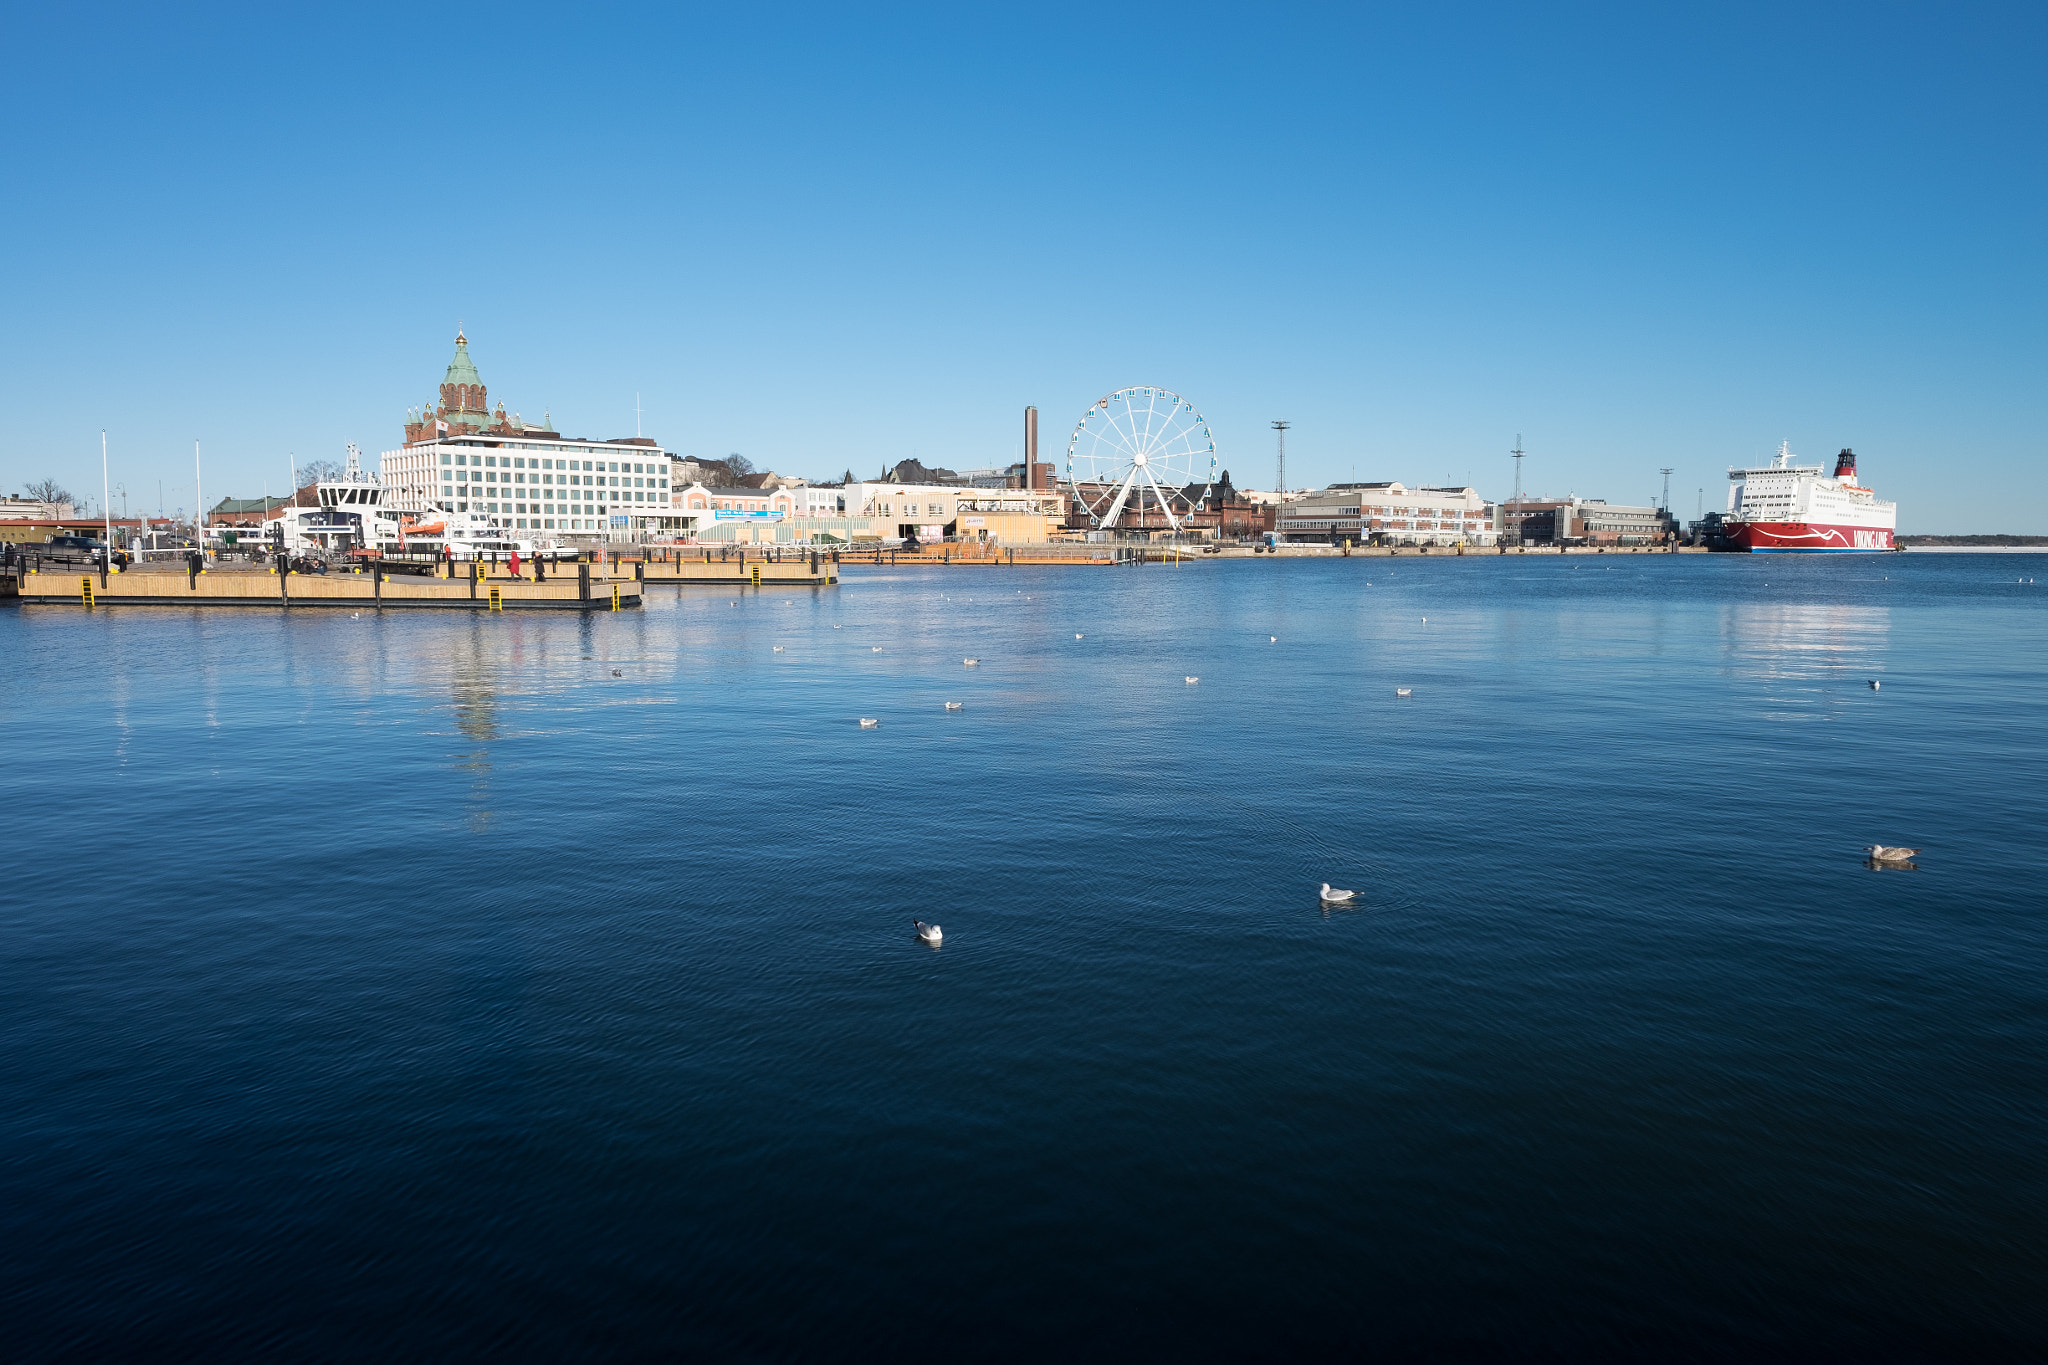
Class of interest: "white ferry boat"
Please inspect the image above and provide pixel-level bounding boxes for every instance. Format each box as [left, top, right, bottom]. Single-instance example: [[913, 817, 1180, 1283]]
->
[[257, 446, 557, 559], [1724, 444, 1897, 552]]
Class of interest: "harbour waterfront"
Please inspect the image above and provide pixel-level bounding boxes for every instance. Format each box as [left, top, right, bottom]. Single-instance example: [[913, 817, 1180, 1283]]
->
[[2, 553, 2044, 1358]]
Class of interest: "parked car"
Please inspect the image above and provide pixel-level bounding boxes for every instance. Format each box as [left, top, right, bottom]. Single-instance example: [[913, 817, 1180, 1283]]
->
[[40, 535, 130, 566]]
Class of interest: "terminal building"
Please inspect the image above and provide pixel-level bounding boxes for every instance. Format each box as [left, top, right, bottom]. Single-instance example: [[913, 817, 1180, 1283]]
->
[[1502, 497, 1674, 545], [1278, 483, 1498, 546], [378, 333, 670, 538]]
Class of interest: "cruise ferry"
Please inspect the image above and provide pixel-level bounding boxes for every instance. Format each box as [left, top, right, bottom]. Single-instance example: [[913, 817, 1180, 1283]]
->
[[1723, 444, 1896, 552]]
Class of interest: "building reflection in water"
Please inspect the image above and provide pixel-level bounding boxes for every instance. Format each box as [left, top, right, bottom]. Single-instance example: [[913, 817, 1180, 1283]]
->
[[448, 622, 502, 833], [1722, 602, 1890, 717]]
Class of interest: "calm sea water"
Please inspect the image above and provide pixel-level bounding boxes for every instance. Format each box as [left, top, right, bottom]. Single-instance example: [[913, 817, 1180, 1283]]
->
[[3, 553, 2044, 1360]]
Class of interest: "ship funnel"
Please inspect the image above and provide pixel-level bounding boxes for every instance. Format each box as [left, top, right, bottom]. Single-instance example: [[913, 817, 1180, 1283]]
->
[[1834, 447, 1858, 480]]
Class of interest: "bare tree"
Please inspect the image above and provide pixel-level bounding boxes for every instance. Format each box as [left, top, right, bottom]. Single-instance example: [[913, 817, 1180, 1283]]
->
[[299, 458, 343, 485], [727, 452, 755, 478], [24, 477, 73, 505]]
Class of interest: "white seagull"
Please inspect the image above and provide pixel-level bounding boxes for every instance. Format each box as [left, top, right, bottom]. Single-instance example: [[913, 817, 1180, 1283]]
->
[[1320, 883, 1358, 905], [963, 658, 979, 666], [915, 920, 943, 945], [945, 701, 963, 710], [859, 718, 880, 728], [1075, 633, 1084, 639], [773, 646, 784, 652], [1868, 680, 1881, 690], [1185, 676, 1199, 685], [1395, 688, 1412, 697]]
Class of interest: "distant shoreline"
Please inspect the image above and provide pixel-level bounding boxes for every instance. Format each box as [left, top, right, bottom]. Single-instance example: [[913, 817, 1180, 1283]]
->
[[1897, 535, 2048, 547]]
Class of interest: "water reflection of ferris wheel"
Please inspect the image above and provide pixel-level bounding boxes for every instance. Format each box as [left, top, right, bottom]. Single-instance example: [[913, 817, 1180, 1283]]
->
[[1065, 387, 1216, 534]]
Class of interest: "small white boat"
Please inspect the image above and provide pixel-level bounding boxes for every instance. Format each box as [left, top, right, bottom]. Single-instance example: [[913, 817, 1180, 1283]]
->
[[1320, 882, 1357, 905]]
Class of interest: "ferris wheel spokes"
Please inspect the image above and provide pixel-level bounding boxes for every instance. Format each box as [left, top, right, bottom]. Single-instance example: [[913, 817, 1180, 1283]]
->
[[1064, 386, 1217, 533]]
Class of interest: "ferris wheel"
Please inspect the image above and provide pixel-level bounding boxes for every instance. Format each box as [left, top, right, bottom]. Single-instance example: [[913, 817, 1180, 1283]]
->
[[1065, 387, 1217, 533]]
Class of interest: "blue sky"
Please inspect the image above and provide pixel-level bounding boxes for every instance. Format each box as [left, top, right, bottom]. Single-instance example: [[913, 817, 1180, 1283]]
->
[[2, 2, 2041, 529]]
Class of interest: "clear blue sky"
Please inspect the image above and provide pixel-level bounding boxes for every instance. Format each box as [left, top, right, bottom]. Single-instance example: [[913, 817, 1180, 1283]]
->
[[3, 2, 2041, 530]]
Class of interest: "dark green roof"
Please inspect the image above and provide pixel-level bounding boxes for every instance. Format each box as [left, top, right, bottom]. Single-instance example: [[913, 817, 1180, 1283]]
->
[[211, 495, 296, 515], [443, 332, 482, 388]]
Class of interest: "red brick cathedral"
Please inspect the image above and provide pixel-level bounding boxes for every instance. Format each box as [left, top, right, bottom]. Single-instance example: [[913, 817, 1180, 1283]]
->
[[402, 332, 554, 444]]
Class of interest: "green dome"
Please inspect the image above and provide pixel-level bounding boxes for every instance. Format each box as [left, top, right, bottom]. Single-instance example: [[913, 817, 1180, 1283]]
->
[[442, 331, 482, 388]]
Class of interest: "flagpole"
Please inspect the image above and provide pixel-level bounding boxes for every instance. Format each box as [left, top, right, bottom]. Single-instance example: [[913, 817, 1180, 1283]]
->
[[102, 430, 114, 565], [194, 438, 206, 561]]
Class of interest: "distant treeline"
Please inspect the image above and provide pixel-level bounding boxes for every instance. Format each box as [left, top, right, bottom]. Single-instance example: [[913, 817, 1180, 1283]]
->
[[1898, 534, 2048, 546]]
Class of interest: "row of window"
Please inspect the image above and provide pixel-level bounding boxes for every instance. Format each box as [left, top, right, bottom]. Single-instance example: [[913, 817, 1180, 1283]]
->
[[449, 470, 666, 490], [440, 453, 663, 475], [444, 495, 662, 513]]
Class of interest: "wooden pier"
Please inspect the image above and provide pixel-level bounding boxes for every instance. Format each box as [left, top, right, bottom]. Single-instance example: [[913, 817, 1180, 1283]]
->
[[10, 562, 642, 610], [637, 551, 838, 586]]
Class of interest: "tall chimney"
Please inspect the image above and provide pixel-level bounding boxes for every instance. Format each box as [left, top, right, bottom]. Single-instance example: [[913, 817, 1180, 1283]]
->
[[1833, 447, 1857, 481], [1024, 406, 1038, 490]]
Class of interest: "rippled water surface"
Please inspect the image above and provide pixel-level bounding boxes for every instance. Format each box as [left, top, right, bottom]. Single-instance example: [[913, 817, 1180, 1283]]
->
[[3, 553, 2044, 1359]]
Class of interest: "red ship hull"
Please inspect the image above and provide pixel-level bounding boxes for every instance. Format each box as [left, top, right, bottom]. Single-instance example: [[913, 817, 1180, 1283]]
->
[[1728, 521, 1894, 553]]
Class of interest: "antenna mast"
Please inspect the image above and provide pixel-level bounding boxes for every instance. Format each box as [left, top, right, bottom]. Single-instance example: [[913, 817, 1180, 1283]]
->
[[1659, 467, 1673, 511], [1271, 421, 1290, 494], [1511, 434, 1525, 503]]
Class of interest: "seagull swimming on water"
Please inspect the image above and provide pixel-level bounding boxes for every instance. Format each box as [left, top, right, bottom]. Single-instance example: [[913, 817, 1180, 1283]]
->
[[773, 646, 784, 652], [945, 701, 963, 710], [914, 920, 943, 945], [1185, 676, 1199, 684], [1866, 845, 1920, 863], [859, 718, 879, 728], [1395, 688, 1412, 697], [612, 669, 623, 677], [963, 658, 979, 666], [1320, 883, 1358, 905]]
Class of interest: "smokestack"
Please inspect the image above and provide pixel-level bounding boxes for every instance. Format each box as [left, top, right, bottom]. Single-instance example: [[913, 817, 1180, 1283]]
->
[[1833, 447, 1857, 481], [1024, 406, 1038, 490]]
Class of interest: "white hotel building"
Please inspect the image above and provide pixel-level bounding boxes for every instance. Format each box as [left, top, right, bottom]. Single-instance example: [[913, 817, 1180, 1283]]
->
[[377, 333, 673, 537], [1279, 482, 1499, 546]]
